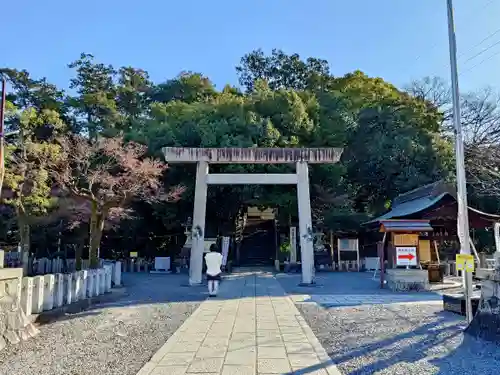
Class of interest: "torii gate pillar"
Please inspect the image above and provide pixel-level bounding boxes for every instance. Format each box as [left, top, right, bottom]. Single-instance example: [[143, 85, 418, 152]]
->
[[296, 161, 315, 285], [190, 161, 209, 285]]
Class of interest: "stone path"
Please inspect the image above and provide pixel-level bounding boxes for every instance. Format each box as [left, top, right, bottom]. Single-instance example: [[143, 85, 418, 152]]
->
[[137, 271, 341, 375]]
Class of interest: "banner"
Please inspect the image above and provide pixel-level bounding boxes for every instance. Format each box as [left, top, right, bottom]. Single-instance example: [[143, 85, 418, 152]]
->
[[221, 236, 230, 266], [290, 227, 297, 263]]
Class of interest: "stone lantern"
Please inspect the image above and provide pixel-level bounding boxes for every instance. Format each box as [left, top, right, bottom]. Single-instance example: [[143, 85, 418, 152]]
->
[[179, 217, 193, 269]]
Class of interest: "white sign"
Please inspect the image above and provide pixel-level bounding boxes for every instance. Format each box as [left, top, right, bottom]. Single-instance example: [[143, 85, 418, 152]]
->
[[290, 227, 297, 263], [338, 238, 358, 252], [396, 247, 418, 266], [203, 239, 217, 253], [221, 237, 230, 266]]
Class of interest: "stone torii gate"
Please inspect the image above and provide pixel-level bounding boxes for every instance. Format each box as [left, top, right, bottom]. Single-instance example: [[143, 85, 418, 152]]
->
[[162, 147, 343, 285]]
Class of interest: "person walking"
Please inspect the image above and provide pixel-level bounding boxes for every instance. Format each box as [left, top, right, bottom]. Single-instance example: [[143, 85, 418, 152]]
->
[[205, 243, 223, 297]]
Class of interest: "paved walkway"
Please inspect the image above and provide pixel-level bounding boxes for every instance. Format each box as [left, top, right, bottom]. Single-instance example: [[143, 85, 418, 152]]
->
[[137, 271, 341, 375]]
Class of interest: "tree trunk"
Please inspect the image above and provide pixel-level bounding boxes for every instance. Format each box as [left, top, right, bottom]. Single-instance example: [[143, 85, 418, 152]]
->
[[89, 201, 107, 269]]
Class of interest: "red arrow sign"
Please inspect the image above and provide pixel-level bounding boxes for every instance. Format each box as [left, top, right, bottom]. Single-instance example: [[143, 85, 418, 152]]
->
[[398, 253, 415, 261]]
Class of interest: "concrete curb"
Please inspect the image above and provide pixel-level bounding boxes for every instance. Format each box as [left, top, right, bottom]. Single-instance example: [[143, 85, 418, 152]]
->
[[32, 286, 128, 325]]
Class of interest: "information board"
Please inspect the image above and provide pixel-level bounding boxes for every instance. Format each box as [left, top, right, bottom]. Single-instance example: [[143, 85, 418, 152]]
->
[[395, 246, 417, 266], [337, 238, 360, 271]]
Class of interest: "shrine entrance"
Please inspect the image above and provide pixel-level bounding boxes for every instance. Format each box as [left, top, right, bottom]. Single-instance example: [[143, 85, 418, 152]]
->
[[162, 147, 343, 285]]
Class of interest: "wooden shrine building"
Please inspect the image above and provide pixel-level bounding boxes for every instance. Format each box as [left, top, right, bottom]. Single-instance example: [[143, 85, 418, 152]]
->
[[362, 180, 500, 288]]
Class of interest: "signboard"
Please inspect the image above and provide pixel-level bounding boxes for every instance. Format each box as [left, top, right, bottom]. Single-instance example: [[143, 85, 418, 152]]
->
[[290, 227, 297, 263], [393, 233, 418, 246], [337, 238, 360, 271], [456, 254, 475, 272], [338, 238, 358, 252], [130, 252, 138, 258], [221, 236, 230, 266], [395, 246, 417, 266]]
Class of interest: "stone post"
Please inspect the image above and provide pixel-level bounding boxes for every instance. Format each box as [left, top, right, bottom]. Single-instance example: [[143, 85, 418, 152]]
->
[[65, 273, 73, 305], [22, 253, 29, 276], [87, 270, 95, 298], [74, 272, 82, 302], [189, 161, 208, 285], [43, 274, 55, 311], [32, 276, 44, 314], [21, 277, 33, 316], [104, 265, 112, 292], [81, 270, 88, 299], [55, 274, 64, 307], [113, 261, 122, 286], [98, 269, 105, 294], [94, 270, 100, 296]]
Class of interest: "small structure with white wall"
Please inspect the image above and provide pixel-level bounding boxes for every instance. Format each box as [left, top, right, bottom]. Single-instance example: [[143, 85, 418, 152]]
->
[[151, 257, 171, 273]]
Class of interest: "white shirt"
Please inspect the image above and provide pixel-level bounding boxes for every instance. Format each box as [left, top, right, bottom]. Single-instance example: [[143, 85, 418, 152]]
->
[[205, 252, 223, 276]]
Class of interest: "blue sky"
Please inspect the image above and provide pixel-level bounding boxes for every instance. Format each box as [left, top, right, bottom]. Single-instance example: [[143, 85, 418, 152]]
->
[[2, 0, 500, 93]]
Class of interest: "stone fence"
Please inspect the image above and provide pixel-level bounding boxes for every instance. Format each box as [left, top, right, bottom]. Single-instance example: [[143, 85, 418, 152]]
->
[[121, 258, 154, 273], [18, 260, 122, 317], [283, 257, 478, 277], [363, 257, 494, 278], [3, 252, 107, 276], [0, 251, 122, 351]]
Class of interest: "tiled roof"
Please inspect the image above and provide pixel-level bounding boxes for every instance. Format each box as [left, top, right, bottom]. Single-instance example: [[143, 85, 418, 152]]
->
[[364, 193, 447, 224], [364, 180, 500, 226], [378, 220, 433, 232]]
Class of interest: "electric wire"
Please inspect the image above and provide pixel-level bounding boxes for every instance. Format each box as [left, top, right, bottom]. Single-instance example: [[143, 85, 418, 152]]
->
[[413, 0, 496, 63], [460, 48, 500, 77]]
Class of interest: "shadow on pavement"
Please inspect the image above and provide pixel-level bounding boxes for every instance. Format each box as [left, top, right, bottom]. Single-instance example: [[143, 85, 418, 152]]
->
[[328, 315, 463, 374], [429, 334, 500, 375]]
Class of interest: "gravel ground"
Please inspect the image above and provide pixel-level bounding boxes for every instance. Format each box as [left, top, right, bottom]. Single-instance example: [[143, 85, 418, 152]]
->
[[0, 273, 206, 375], [278, 272, 500, 375]]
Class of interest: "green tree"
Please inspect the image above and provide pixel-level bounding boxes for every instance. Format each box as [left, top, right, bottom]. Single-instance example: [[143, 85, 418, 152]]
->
[[3, 107, 65, 260], [236, 49, 330, 92], [345, 97, 453, 212], [151, 72, 217, 104], [68, 53, 119, 139]]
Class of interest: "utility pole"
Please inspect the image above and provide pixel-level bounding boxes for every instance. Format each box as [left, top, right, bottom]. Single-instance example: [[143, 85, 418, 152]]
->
[[446, 0, 474, 324], [0, 77, 6, 198]]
